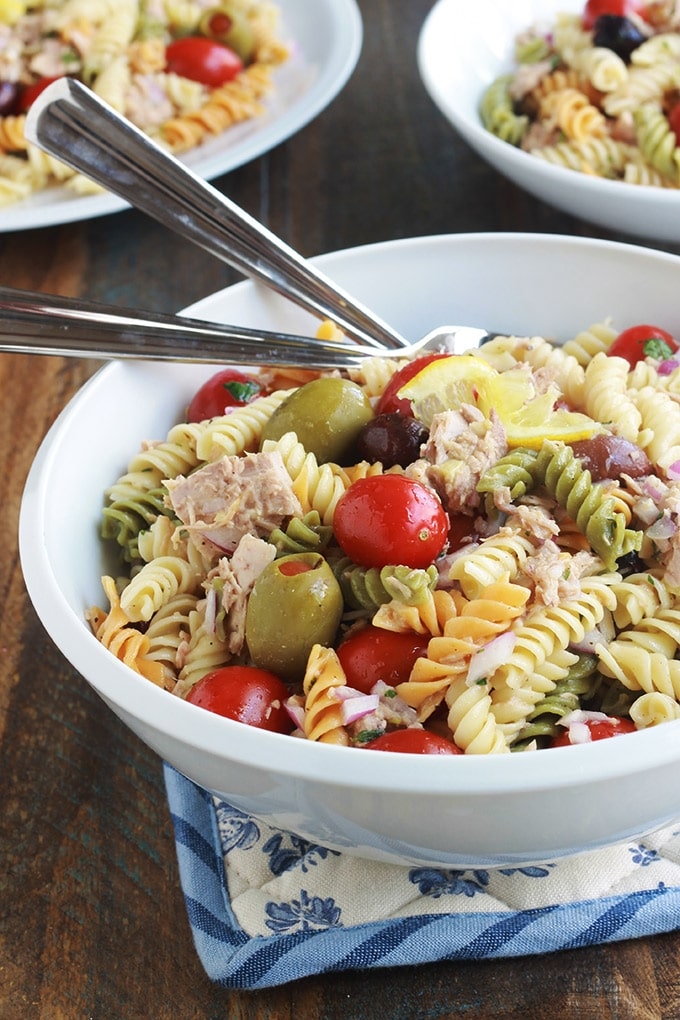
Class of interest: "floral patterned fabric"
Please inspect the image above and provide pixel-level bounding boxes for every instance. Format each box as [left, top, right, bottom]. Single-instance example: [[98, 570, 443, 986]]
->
[[163, 764, 680, 989]]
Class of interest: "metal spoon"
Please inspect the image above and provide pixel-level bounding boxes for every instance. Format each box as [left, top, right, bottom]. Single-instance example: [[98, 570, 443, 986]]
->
[[24, 78, 410, 352], [0, 285, 490, 366]]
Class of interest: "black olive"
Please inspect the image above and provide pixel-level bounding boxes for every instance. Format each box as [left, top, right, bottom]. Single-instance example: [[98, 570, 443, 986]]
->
[[593, 15, 646, 63], [356, 413, 429, 469], [0, 81, 19, 116], [616, 551, 647, 577]]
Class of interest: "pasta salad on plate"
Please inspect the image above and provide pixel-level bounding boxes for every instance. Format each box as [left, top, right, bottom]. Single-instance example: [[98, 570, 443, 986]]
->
[[87, 316, 680, 756], [0, 0, 288, 207], [480, 0, 680, 188]]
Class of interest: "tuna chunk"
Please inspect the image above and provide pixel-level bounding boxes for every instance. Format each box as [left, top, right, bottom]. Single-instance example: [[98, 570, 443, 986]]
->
[[165, 450, 302, 554]]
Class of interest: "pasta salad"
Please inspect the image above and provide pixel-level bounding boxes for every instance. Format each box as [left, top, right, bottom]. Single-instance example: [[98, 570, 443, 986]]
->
[[0, 0, 288, 206], [480, 0, 680, 188], [90, 317, 680, 754]]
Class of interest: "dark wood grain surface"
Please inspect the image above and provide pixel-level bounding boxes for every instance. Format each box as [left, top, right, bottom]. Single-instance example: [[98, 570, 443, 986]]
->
[[3, 1, 680, 1016]]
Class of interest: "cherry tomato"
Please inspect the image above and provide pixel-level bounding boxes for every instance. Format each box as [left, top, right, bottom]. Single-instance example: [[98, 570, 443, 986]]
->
[[186, 368, 262, 421], [607, 323, 679, 367], [375, 353, 451, 416], [582, 0, 647, 30], [185, 665, 293, 732], [17, 75, 64, 114], [551, 715, 636, 747], [337, 626, 430, 695], [365, 729, 462, 754], [165, 37, 243, 87], [333, 474, 449, 569], [670, 104, 680, 147]]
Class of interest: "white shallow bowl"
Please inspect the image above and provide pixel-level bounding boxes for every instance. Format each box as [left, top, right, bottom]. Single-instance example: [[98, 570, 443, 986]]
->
[[19, 233, 680, 868], [418, 0, 680, 242]]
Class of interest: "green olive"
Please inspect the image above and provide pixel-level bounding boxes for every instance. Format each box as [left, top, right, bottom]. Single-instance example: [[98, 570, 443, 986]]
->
[[245, 553, 343, 682], [198, 6, 256, 63], [261, 377, 374, 464]]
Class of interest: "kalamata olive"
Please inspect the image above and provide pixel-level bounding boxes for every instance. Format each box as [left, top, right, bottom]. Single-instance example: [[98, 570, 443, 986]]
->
[[570, 433, 652, 481], [198, 5, 256, 62], [593, 15, 646, 62], [0, 81, 19, 116], [245, 553, 343, 682], [356, 412, 428, 468], [261, 377, 374, 465]]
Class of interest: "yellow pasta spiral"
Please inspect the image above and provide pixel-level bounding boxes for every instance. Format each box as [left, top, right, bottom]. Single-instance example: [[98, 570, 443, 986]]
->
[[302, 645, 350, 745], [87, 576, 166, 685]]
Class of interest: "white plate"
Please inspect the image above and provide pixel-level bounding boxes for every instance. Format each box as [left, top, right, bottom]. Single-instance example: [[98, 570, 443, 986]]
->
[[417, 0, 680, 242], [1, 0, 362, 234]]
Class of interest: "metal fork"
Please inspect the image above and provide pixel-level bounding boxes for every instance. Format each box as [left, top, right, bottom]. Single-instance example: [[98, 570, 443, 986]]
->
[[0, 285, 489, 367], [23, 79, 487, 359]]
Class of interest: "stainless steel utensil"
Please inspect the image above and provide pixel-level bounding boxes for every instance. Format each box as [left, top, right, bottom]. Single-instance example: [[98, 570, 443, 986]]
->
[[0, 285, 490, 366], [24, 78, 410, 352]]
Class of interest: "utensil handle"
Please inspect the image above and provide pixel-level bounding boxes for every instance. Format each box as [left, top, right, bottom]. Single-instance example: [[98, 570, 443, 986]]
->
[[24, 78, 407, 352], [0, 286, 382, 368]]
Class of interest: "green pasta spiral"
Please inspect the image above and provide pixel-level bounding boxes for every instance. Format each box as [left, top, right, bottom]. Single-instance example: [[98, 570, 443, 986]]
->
[[268, 511, 333, 557], [331, 556, 438, 612], [101, 486, 172, 565], [534, 440, 642, 569], [480, 75, 529, 145], [477, 447, 538, 511]]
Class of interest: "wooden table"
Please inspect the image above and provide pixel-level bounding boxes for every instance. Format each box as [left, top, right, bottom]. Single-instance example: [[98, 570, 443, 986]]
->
[[3, 1, 680, 1016]]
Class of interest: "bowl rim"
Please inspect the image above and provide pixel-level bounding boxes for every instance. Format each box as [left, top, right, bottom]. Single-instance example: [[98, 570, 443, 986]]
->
[[19, 230, 680, 798]]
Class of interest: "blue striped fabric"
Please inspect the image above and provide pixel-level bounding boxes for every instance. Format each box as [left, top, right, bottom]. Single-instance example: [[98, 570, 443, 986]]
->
[[163, 764, 680, 989]]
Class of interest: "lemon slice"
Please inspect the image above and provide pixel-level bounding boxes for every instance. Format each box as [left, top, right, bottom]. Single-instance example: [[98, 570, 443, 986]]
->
[[398, 354, 601, 449], [397, 355, 498, 427]]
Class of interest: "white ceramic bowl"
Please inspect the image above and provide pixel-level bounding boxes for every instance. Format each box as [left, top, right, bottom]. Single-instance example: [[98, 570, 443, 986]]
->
[[418, 0, 680, 242], [19, 233, 680, 868]]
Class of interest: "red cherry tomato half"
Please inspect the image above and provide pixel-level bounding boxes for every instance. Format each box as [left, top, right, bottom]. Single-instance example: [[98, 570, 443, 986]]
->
[[375, 353, 451, 416], [165, 37, 243, 87], [365, 729, 462, 754], [337, 626, 430, 695], [186, 368, 262, 421], [551, 715, 636, 747], [582, 0, 647, 30], [17, 75, 64, 114], [607, 323, 679, 367], [333, 474, 449, 569], [186, 665, 293, 732]]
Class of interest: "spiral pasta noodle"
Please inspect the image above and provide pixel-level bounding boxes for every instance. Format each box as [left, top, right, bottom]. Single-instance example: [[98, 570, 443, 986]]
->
[[302, 645, 350, 745]]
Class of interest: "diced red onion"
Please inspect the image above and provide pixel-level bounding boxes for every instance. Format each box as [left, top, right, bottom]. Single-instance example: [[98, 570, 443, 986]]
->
[[667, 460, 680, 482], [566, 721, 591, 744], [558, 709, 609, 746], [467, 631, 516, 685], [647, 514, 677, 541], [204, 587, 217, 635], [642, 477, 668, 502], [341, 693, 380, 725], [333, 685, 369, 701], [284, 696, 305, 730], [199, 529, 236, 553], [658, 358, 680, 376]]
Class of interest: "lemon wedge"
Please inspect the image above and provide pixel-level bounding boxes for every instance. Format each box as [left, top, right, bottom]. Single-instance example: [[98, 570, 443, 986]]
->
[[398, 354, 601, 449]]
